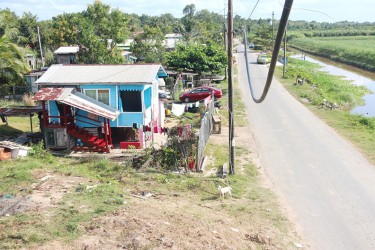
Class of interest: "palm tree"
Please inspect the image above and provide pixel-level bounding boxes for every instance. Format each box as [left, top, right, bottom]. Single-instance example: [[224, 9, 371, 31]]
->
[[0, 35, 30, 88]]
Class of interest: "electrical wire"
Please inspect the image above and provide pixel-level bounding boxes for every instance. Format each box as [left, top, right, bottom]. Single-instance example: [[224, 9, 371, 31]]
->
[[278, 0, 335, 22], [243, 0, 294, 103], [248, 0, 260, 19]]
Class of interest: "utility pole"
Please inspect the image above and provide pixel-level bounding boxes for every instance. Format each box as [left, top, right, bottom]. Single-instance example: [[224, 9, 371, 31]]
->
[[227, 0, 235, 175], [223, 6, 227, 79], [283, 28, 287, 78], [37, 26, 45, 67], [272, 11, 274, 46]]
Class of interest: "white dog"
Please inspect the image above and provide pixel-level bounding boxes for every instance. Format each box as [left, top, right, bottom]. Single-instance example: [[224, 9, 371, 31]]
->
[[218, 185, 232, 199]]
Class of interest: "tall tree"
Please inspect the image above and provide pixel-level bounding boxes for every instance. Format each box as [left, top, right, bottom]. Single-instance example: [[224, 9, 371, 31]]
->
[[166, 42, 226, 75], [0, 9, 20, 43], [181, 4, 197, 41], [0, 35, 30, 88], [50, 0, 128, 64], [18, 12, 39, 50], [132, 25, 165, 63]]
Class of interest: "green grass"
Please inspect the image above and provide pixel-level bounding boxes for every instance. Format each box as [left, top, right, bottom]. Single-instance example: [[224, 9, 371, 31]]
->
[[218, 68, 248, 127], [275, 59, 375, 164], [290, 36, 375, 71], [0, 154, 129, 248]]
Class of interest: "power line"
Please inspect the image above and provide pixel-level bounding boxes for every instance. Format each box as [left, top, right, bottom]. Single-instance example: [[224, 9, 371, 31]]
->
[[242, 0, 294, 103], [248, 0, 260, 19], [278, 0, 335, 22]]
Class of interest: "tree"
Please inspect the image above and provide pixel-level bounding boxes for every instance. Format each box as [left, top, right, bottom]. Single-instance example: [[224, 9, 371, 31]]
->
[[18, 12, 39, 50], [51, 12, 82, 47], [132, 25, 166, 63], [50, 1, 128, 64], [181, 4, 197, 41], [166, 42, 226, 75], [0, 35, 30, 90], [0, 9, 20, 43], [252, 21, 273, 50]]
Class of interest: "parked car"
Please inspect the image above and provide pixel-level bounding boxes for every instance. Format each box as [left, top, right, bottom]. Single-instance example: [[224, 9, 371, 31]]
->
[[179, 86, 222, 103], [257, 53, 269, 64], [249, 43, 255, 49]]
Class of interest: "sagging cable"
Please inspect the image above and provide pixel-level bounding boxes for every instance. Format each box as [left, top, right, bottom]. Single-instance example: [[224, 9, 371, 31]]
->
[[243, 0, 294, 103]]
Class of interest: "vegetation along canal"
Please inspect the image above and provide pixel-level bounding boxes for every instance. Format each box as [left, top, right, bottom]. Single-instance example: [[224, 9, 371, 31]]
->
[[293, 53, 375, 117]]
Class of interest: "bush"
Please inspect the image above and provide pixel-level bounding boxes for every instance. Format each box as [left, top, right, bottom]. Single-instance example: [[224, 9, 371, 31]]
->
[[22, 94, 35, 106], [28, 142, 54, 163], [359, 117, 375, 130]]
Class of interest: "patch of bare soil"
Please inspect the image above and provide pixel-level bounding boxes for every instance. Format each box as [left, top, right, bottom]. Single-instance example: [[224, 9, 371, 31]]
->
[[0, 171, 89, 217], [34, 194, 277, 250]]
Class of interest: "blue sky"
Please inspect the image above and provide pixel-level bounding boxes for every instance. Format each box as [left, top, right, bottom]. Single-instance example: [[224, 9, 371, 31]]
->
[[1, 0, 374, 23]]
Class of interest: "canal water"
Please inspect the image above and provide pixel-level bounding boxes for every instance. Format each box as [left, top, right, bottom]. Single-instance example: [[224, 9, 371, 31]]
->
[[292, 54, 375, 117]]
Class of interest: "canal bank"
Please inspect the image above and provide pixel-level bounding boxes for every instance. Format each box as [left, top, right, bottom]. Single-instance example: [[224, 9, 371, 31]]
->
[[291, 53, 375, 117], [274, 55, 375, 165]]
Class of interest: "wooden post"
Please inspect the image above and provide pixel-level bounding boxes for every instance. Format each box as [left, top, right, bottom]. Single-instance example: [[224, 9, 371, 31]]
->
[[283, 28, 287, 78], [103, 118, 109, 151], [63, 104, 67, 127], [41, 101, 47, 128], [109, 119, 113, 146], [30, 113, 33, 133]]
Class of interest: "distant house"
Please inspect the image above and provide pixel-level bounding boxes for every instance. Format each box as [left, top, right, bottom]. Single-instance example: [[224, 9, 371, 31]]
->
[[116, 39, 134, 51], [25, 54, 37, 69], [53, 46, 79, 64], [33, 64, 167, 152], [164, 33, 182, 51], [25, 69, 47, 93], [121, 51, 137, 64]]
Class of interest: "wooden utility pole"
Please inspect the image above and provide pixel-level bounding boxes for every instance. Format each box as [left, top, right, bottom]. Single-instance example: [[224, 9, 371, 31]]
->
[[283, 28, 287, 78], [227, 0, 235, 175], [37, 26, 45, 67], [223, 6, 227, 79], [272, 11, 274, 46]]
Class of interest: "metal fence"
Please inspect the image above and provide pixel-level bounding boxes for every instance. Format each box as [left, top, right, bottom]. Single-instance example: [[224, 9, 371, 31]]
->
[[196, 95, 215, 171]]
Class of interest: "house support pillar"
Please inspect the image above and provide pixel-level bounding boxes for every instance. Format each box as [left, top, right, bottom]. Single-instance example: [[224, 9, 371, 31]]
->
[[41, 101, 47, 128], [107, 119, 113, 146], [103, 118, 109, 151]]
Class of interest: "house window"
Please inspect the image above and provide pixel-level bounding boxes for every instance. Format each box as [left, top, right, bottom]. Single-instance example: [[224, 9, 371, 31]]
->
[[84, 89, 110, 105], [120, 90, 142, 112]]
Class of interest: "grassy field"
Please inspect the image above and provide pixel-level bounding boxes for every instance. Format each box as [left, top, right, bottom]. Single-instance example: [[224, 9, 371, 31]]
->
[[290, 36, 375, 71], [0, 98, 40, 137], [275, 58, 375, 164]]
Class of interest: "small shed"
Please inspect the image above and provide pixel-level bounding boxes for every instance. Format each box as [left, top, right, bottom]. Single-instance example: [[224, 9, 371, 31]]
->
[[53, 46, 79, 64]]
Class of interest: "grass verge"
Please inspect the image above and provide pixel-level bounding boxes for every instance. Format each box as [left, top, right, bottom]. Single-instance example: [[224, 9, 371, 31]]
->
[[275, 58, 375, 164]]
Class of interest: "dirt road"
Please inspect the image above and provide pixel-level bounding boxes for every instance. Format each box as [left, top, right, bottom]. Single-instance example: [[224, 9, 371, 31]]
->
[[236, 44, 375, 249]]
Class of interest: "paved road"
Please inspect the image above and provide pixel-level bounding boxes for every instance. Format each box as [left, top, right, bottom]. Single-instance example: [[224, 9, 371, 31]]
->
[[236, 44, 375, 249]]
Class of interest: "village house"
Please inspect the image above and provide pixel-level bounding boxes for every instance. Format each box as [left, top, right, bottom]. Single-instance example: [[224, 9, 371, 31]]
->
[[53, 46, 79, 64], [33, 64, 167, 152], [164, 33, 182, 51]]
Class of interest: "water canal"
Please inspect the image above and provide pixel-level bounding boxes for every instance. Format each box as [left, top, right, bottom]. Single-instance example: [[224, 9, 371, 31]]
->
[[291, 53, 375, 117]]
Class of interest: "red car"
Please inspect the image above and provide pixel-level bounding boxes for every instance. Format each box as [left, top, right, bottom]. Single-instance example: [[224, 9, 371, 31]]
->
[[179, 86, 222, 103]]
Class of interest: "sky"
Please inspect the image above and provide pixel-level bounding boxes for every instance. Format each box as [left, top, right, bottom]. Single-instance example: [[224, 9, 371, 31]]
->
[[1, 0, 374, 23]]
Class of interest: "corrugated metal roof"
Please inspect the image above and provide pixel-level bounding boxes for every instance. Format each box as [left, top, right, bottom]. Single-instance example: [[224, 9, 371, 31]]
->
[[33, 88, 120, 120], [53, 46, 79, 54], [36, 64, 165, 85]]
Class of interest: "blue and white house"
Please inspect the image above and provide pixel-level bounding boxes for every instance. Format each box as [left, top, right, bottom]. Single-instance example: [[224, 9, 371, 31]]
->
[[34, 64, 167, 151]]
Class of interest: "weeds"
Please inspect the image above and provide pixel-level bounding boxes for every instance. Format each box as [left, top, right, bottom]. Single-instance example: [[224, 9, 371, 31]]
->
[[28, 142, 55, 163]]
